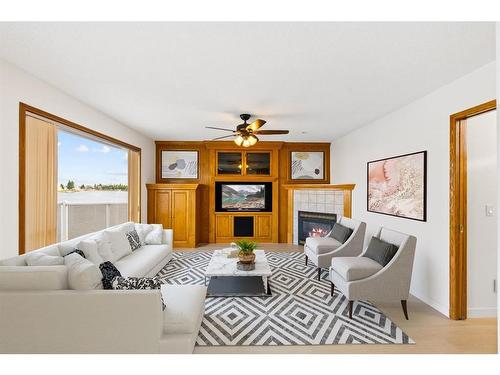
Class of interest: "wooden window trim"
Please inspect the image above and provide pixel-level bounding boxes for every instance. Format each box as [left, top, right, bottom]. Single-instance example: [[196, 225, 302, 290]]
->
[[449, 99, 496, 320], [19, 102, 142, 254]]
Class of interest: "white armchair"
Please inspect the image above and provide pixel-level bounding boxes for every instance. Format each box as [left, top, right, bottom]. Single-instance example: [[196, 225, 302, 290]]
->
[[303, 217, 366, 280], [329, 227, 417, 320]]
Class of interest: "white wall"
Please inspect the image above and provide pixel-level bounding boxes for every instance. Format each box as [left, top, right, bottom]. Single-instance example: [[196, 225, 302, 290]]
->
[[466, 110, 497, 317], [0, 59, 155, 260], [496, 23, 500, 340], [331, 62, 496, 317]]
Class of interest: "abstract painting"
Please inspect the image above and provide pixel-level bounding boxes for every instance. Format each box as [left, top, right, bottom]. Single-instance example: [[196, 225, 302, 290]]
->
[[161, 151, 198, 179], [291, 151, 324, 180], [367, 151, 427, 221]]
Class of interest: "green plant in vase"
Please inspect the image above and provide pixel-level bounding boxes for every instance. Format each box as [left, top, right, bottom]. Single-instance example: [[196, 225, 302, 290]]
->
[[235, 239, 257, 264]]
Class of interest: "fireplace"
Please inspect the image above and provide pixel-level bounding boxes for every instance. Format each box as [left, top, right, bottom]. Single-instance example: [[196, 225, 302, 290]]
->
[[297, 211, 337, 245]]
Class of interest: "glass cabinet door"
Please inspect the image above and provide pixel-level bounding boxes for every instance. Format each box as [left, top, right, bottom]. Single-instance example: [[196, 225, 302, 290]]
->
[[217, 152, 242, 174], [246, 152, 271, 175]]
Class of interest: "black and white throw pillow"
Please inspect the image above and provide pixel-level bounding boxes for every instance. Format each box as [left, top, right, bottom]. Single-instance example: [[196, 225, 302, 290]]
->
[[126, 229, 141, 251], [99, 261, 122, 289], [112, 276, 162, 290], [64, 249, 86, 259], [112, 276, 165, 310]]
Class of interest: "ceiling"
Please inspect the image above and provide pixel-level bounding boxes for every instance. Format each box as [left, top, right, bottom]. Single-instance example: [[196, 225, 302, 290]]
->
[[0, 22, 495, 141]]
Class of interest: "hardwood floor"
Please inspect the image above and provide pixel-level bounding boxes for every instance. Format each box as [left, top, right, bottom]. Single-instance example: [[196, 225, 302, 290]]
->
[[174, 243, 498, 354]]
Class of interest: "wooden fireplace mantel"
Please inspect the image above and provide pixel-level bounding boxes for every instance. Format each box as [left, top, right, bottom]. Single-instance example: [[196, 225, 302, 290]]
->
[[283, 184, 356, 244]]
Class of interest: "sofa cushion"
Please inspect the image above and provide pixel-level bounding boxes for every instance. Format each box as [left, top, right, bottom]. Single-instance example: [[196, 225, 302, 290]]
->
[[91, 233, 116, 262], [26, 252, 64, 266], [65, 253, 103, 290], [58, 241, 82, 256], [161, 284, 206, 334], [305, 236, 342, 255], [363, 236, 399, 267], [135, 223, 154, 245], [103, 225, 134, 261], [331, 257, 383, 281], [330, 222, 353, 243], [114, 244, 169, 277], [77, 239, 104, 264], [64, 249, 86, 259], [0, 265, 68, 290], [145, 224, 163, 245]]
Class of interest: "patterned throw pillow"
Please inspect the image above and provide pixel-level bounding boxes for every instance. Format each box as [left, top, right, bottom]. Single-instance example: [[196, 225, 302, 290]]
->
[[64, 249, 86, 259], [99, 261, 122, 289], [112, 276, 165, 310], [126, 229, 141, 251]]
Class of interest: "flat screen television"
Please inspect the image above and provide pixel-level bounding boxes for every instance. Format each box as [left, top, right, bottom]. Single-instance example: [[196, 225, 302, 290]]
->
[[215, 182, 272, 212]]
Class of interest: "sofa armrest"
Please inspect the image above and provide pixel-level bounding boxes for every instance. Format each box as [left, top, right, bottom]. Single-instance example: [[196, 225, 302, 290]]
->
[[162, 229, 173, 247], [0, 289, 163, 353], [0, 265, 68, 290]]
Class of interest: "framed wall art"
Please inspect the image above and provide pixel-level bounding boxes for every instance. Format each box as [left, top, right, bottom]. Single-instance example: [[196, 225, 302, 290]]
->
[[161, 150, 199, 179], [367, 150, 427, 221], [290, 151, 325, 180]]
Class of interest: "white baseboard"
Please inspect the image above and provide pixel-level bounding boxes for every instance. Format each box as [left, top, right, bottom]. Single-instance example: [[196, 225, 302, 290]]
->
[[467, 307, 497, 318], [409, 290, 449, 317]]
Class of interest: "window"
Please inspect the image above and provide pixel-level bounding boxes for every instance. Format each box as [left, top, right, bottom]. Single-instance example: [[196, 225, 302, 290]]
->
[[19, 103, 141, 253], [57, 130, 131, 241]]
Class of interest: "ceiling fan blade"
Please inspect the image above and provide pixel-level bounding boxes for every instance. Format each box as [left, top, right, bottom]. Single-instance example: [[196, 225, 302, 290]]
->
[[253, 130, 289, 135], [210, 134, 235, 140], [246, 119, 266, 132], [205, 126, 236, 132]]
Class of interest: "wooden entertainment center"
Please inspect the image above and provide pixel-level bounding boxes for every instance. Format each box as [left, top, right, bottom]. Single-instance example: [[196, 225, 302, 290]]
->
[[147, 140, 354, 248]]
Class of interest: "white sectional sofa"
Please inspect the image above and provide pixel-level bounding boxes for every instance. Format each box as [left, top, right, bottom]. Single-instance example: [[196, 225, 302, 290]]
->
[[0, 223, 206, 354]]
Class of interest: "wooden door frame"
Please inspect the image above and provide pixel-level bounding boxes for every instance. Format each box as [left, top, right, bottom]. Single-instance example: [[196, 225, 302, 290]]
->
[[449, 99, 496, 320]]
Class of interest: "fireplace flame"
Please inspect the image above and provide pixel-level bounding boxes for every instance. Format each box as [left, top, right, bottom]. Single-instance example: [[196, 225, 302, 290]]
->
[[308, 228, 328, 237]]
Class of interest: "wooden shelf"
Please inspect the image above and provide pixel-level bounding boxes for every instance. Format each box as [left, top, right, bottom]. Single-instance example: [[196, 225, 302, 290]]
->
[[152, 140, 353, 245]]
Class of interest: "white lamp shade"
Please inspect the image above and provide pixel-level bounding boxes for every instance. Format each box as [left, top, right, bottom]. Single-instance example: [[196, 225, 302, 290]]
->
[[234, 135, 244, 146]]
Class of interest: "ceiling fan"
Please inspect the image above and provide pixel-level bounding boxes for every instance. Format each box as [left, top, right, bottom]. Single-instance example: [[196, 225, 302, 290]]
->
[[206, 114, 290, 147]]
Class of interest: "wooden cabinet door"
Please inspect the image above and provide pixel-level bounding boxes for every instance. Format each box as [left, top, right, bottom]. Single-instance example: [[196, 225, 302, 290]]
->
[[172, 190, 189, 245], [154, 190, 171, 229], [216, 215, 233, 240], [255, 215, 272, 240]]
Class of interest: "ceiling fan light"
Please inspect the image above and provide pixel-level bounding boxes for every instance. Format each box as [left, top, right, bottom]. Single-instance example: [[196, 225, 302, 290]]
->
[[241, 138, 251, 147], [248, 135, 258, 146], [234, 135, 244, 146]]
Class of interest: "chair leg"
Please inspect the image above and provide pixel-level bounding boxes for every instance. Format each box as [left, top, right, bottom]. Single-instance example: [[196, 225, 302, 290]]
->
[[317, 267, 321, 280], [305, 255, 308, 266], [348, 300, 353, 319], [330, 282, 335, 296], [401, 300, 409, 320]]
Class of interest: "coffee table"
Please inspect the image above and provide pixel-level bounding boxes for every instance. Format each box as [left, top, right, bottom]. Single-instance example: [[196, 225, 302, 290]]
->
[[205, 249, 273, 297]]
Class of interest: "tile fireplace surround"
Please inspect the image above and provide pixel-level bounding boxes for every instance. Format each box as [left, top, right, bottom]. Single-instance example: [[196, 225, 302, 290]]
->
[[293, 190, 344, 244]]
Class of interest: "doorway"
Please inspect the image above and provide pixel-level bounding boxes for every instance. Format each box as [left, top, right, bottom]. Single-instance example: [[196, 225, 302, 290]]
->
[[449, 99, 497, 320]]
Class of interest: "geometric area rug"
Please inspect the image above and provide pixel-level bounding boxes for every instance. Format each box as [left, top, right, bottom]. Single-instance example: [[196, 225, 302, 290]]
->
[[156, 251, 414, 346]]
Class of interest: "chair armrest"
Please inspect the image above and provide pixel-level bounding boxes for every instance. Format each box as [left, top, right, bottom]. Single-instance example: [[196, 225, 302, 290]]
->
[[322, 222, 366, 261], [344, 238, 416, 301], [162, 229, 173, 247]]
